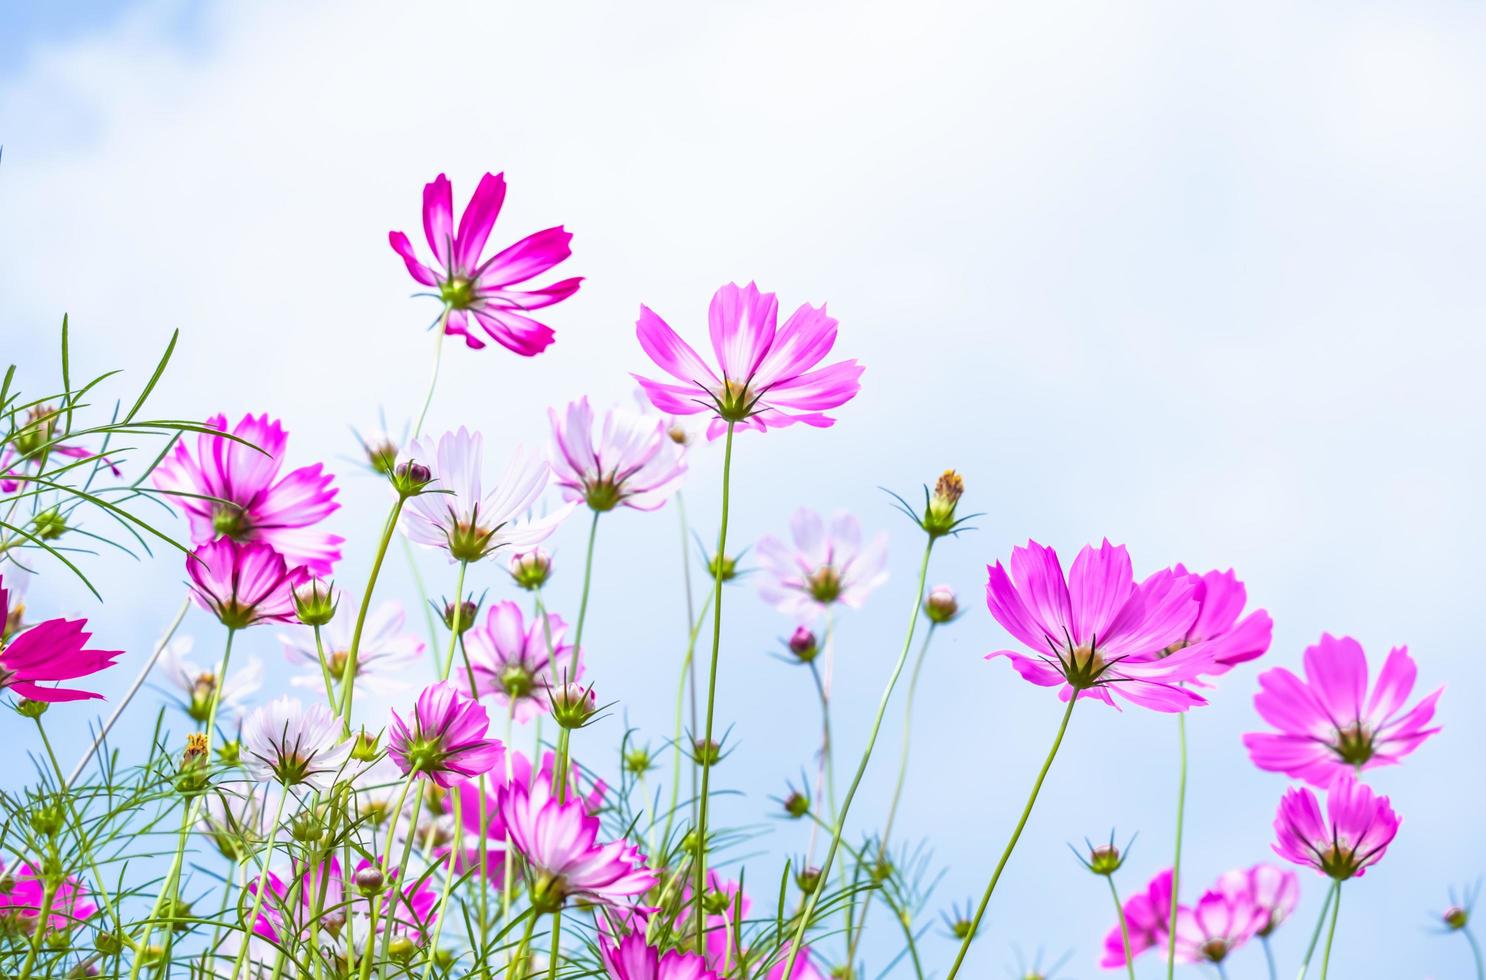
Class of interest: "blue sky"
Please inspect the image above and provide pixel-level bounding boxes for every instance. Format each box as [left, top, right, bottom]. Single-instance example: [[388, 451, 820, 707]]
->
[[3, 2, 1485, 977]]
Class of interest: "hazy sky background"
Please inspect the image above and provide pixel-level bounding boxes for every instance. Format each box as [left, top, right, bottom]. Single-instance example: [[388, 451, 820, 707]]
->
[[3, 2, 1485, 977]]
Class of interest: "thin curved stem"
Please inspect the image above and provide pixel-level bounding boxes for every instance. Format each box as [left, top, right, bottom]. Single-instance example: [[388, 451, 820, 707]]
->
[[339, 496, 407, 734], [663, 588, 715, 853], [1167, 711, 1189, 980], [880, 623, 937, 853], [1262, 935, 1278, 980], [944, 693, 1078, 979], [421, 788, 463, 979], [693, 420, 736, 951], [566, 509, 601, 679], [1465, 927, 1486, 980], [229, 787, 292, 979], [1318, 883, 1342, 980], [782, 538, 935, 977], [16, 879, 58, 980], [1108, 876, 1138, 980], [1296, 881, 1337, 980], [412, 307, 449, 439], [439, 559, 469, 681]]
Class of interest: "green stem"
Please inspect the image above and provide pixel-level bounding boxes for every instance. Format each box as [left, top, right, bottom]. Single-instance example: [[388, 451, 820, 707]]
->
[[413, 307, 449, 439], [313, 623, 337, 711], [16, 879, 58, 980], [33, 717, 124, 937], [1296, 881, 1338, 980], [1318, 883, 1342, 980], [663, 589, 715, 854], [944, 693, 1079, 979], [693, 420, 736, 951], [565, 509, 601, 680], [505, 913, 538, 980], [439, 560, 469, 681], [1108, 876, 1138, 980], [421, 788, 462, 979], [373, 779, 424, 979], [339, 496, 407, 734], [879, 623, 936, 854], [782, 538, 936, 977], [1167, 711, 1188, 980], [1465, 927, 1486, 980], [1262, 935, 1277, 980], [229, 787, 291, 980]]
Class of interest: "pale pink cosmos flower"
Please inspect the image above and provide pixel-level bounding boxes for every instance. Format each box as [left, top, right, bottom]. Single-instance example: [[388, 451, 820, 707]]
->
[[633, 281, 863, 439], [1171, 888, 1266, 965], [242, 696, 352, 790], [389, 172, 581, 355], [1217, 863, 1299, 937], [756, 509, 889, 621], [1101, 868, 1173, 969], [601, 930, 720, 980], [1131, 565, 1273, 685], [388, 682, 505, 789], [984, 540, 1207, 712], [465, 601, 576, 723], [187, 539, 308, 630], [1273, 773, 1400, 880], [0, 860, 96, 932], [510, 748, 607, 816], [157, 636, 263, 722], [401, 428, 573, 563], [499, 769, 654, 910], [152, 413, 343, 577], [1243, 633, 1442, 786], [548, 397, 686, 512], [0, 574, 120, 702], [280, 599, 423, 697]]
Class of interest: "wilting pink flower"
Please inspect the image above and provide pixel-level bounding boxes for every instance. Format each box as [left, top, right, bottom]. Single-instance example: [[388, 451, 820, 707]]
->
[[0, 861, 97, 931], [1273, 774, 1400, 880], [601, 930, 720, 980], [465, 601, 575, 723], [1217, 863, 1299, 937], [633, 281, 863, 439], [1101, 868, 1173, 968], [499, 770, 654, 910], [1171, 888, 1265, 964], [985, 540, 1207, 712], [389, 682, 505, 788], [1243, 633, 1442, 786], [1131, 565, 1272, 684], [389, 172, 581, 355], [242, 696, 352, 790], [153, 413, 342, 577], [0, 404, 121, 493], [0, 575, 120, 702], [280, 598, 423, 697], [548, 397, 686, 512], [187, 538, 307, 629], [757, 509, 888, 621], [401, 428, 572, 563]]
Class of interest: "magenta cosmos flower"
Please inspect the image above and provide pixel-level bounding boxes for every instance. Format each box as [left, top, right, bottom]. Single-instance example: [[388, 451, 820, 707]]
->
[[1217, 863, 1298, 937], [249, 855, 438, 944], [985, 540, 1208, 712], [465, 601, 576, 723], [187, 538, 307, 630], [1171, 887, 1265, 965], [1101, 868, 1173, 968], [153, 413, 342, 577], [389, 172, 581, 355], [633, 281, 863, 439], [0, 860, 96, 932], [601, 931, 720, 980], [499, 769, 654, 911], [0, 575, 120, 702], [389, 681, 505, 788], [1131, 565, 1272, 685], [549, 397, 687, 512], [1243, 633, 1442, 787], [756, 508, 888, 621], [1273, 773, 1400, 880]]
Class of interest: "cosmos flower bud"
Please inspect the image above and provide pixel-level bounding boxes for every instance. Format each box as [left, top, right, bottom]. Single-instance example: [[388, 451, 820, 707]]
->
[[354, 866, 385, 895], [787, 627, 819, 663], [549, 682, 599, 730], [623, 745, 656, 777], [795, 866, 822, 893], [707, 552, 738, 582], [358, 432, 399, 475], [32, 508, 66, 542], [176, 732, 211, 796], [1085, 843, 1124, 876], [691, 738, 722, 766], [923, 585, 959, 623], [293, 578, 338, 627], [783, 791, 811, 819], [391, 459, 433, 496], [509, 549, 553, 591], [16, 698, 48, 719], [94, 932, 124, 955], [351, 728, 382, 762], [1444, 906, 1469, 930], [922, 470, 965, 537], [702, 889, 731, 915], [216, 739, 241, 766], [388, 937, 416, 962], [289, 812, 324, 843], [30, 804, 63, 838], [442, 597, 480, 634]]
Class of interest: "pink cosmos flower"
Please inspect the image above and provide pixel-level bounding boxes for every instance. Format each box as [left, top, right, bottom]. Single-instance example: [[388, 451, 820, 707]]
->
[[401, 428, 572, 563], [187, 538, 308, 629], [984, 540, 1208, 712], [1131, 565, 1273, 684], [465, 601, 575, 723], [509, 748, 607, 816], [153, 413, 342, 577], [1171, 887, 1265, 965], [1217, 863, 1298, 937], [388, 172, 581, 355], [249, 855, 438, 945], [633, 281, 863, 439], [1101, 868, 1173, 969], [499, 769, 654, 910], [0, 575, 120, 702], [548, 397, 686, 512], [438, 779, 507, 886], [389, 682, 505, 788], [756, 508, 889, 621], [1243, 633, 1442, 786], [280, 599, 424, 697], [0, 860, 97, 932], [600, 931, 720, 980], [1273, 773, 1400, 880], [242, 696, 352, 790]]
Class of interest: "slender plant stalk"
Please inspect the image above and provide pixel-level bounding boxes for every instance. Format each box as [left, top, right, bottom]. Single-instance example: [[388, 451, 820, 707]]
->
[[1319, 883, 1342, 980], [412, 307, 449, 439], [1262, 935, 1278, 980], [339, 496, 407, 733], [505, 913, 539, 980], [312, 622, 337, 710], [565, 509, 601, 679], [421, 789, 463, 979], [945, 694, 1079, 979], [1296, 881, 1338, 980], [439, 559, 469, 681], [33, 718, 124, 937], [1108, 876, 1138, 980], [546, 727, 573, 979], [663, 588, 714, 852], [229, 787, 292, 980], [16, 878, 59, 980], [782, 538, 935, 976], [1464, 927, 1486, 980], [369, 776, 425, 980], [692, 420, 736, 950], [1167, 712, 1189, 980]]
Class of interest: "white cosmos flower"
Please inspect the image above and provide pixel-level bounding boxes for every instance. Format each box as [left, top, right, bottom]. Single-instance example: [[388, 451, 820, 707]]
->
[[756, 508, 889, 621], [156, 636, 263, 724], [400, 427, 573, 563], [279, 599, 424, 697], [241, 696, 351, 790]]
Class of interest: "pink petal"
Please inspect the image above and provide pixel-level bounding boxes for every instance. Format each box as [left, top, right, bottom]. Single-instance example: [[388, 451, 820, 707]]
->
[[453, 172, 507, 273]]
